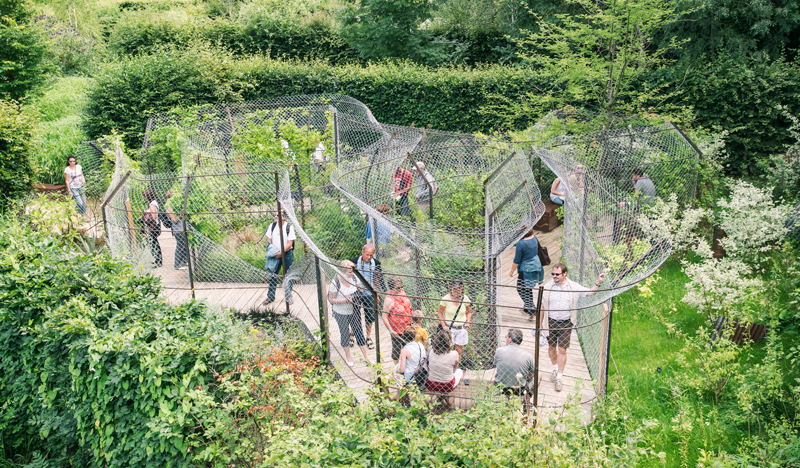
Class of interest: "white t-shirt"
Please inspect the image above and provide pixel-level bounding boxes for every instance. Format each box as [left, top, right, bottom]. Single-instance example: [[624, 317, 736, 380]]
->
[[312, 143, 326, 162], [328, 274, 359, 315], [266, 221, 296, 248], [64, 165, 85, 189]]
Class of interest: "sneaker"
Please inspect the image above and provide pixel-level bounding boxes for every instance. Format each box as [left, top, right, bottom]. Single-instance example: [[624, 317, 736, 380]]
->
[[175, 266, 187, 270], [550, 370, 558, 382], [286, 297, 294, 305], [555, 379, 563, 392], [262, 298, 275, 306]]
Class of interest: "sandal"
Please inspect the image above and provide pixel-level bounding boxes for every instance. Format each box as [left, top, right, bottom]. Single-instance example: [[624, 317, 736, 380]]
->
[[366, 337, 375, 350]]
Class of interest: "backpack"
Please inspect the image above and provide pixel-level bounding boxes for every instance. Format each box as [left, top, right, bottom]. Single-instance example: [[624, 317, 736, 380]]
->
[[141, 207, 160, 236], [269, 221, 293, 250], [413, 344, 429, 388]]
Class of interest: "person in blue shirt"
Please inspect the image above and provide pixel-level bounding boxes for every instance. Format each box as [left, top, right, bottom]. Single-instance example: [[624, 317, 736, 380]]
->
[[508, 228, 544, 321], [366, 203, 392, 246]]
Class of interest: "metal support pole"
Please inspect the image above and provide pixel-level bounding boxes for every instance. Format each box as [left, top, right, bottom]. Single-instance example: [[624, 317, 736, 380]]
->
[[274, 171, 291, 316], [533, 285, 545, 409], [332, 109, 340, 165], [414, 248, 422, 310], [293, 163, 306, 228], [182, 175, 195, 299], [315, 256, 329, 364], [578, 170, 589, 283], [351, 268, 383, 388], [99, 171, 131, 246], [603, 298, 614, 397]]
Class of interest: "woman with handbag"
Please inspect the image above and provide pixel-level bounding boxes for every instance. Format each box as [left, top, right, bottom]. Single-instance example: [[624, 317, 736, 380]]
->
[[142, 188, 162, 268], [328, 260, 371, 367], [436, 281, 472, 359], [509, 228, 544, 321]]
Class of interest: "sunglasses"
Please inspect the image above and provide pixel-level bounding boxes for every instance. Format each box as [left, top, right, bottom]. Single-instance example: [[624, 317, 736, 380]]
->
[[551, 272, 563, 276]]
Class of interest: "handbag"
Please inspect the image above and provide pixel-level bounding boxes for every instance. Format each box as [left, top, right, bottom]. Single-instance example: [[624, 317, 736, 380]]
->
[[436, 301, 464, 333], [536, 236, 551, 266], [413, 344, 429, 388]]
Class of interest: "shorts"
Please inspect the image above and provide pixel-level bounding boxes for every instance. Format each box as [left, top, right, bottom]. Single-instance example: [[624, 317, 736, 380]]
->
[[358, 294, 376, 324], [391, 334, 406, 361], [547, 318, 573, 349], [450, 327, 469, 346], [427, 378, 456, 393]]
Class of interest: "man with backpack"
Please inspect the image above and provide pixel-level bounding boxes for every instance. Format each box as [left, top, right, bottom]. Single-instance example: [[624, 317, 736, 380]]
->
[[351, 244, 386, 349], [264, 210, 296, 306]]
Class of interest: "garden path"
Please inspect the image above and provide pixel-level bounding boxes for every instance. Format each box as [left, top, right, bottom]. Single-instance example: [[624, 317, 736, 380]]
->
[[157, 225, 595, 425]]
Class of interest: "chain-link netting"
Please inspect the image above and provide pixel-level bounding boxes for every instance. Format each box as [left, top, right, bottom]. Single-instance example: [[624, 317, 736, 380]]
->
[[99, 95, 699, 416]]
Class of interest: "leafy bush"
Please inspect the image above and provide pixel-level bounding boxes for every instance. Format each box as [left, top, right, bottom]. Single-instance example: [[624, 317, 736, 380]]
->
[[0, 100, 35, 209], [83, 44, 244, 149], [0, 16, 53, 100], [0, 214, 255, 467]]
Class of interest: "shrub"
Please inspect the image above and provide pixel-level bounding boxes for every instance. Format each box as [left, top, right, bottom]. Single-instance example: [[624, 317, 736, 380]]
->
[[83, 44, 244, 149], [0, 100, 35, 208], [0, 214, 253, 467], [0, 16, 53, 100]]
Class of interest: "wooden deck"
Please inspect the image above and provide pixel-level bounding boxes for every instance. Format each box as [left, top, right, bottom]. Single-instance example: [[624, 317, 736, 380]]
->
[[156, 225, 598, 424]]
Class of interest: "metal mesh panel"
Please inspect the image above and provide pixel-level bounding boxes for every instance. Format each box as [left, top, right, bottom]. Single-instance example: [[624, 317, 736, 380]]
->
[[98, 96, 699, 416]]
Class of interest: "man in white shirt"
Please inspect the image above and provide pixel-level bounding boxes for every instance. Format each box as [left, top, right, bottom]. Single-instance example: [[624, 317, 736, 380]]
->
[[264, 210, 297, 306], [540, 263, 604, 392]]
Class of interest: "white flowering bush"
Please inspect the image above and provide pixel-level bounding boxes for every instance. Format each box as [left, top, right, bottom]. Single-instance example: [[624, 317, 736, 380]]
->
[[682, 257, 763, 322], [716, 180, 789, 266], [637, 194, 712, 260]]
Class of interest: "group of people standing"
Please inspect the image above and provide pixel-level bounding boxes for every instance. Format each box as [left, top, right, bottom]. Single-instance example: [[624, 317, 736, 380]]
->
[[326, 243, 473, 402]]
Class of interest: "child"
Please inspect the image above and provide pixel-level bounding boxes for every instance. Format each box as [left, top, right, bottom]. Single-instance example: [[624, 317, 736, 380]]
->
[[411, 310, 429, 346]]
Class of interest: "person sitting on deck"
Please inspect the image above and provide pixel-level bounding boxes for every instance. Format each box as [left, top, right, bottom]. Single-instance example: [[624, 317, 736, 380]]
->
[[494, 329, 535, 412], [550, 178, 565, 205], [426, 329, 464, 401]]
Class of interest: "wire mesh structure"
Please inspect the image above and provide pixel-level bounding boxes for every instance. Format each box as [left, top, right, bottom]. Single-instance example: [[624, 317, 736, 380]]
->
[[100, 95, 700, 419]]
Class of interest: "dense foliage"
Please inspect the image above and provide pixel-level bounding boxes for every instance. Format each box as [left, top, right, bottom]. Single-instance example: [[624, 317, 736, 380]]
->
[[0, 213, 252, 466], [0, 100, 35, 209]]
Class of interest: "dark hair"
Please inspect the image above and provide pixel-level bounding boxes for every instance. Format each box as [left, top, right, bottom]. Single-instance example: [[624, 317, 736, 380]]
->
[[432, 329, 452, 355], [524, 227, 536, 238], [143, 188, 157, 203], [633, 168, 644, 177], [387, 276, 402, 290], [401, 326, 417, 343], [552, 262, 568, 275], [508, 329, 523, 345], [66, 156, 76, 166]]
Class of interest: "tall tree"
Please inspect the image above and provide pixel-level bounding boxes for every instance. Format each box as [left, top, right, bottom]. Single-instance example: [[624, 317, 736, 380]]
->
[[513, 0, 684, 119]]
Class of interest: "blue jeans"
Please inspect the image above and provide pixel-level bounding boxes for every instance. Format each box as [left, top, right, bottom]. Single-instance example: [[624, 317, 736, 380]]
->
[[517, 269, 544, 316], [70, 187, 86, 214], [267, 249, 294, 302], [550, 194, 564, 206]]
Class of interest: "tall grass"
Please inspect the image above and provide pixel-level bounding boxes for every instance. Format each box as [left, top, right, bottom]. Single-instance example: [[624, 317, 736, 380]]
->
[[28, 76, 93, 185], [603, 259, 749, 467]]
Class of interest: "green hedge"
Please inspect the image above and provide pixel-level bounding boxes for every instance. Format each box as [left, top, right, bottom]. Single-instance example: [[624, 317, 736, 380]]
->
[[0, 219, 249, 467], [677, 54, 800, 178], [84, 48, 542, 149], [0, 100, 35, 209]]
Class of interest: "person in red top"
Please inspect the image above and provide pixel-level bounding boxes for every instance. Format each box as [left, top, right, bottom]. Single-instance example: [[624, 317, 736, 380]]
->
[[392, 166, 413, 218], [382, 276, 413, 363]]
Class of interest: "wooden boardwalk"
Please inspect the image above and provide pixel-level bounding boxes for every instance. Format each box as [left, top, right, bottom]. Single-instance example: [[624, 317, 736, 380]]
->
[[156, 225, 597, 424]]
